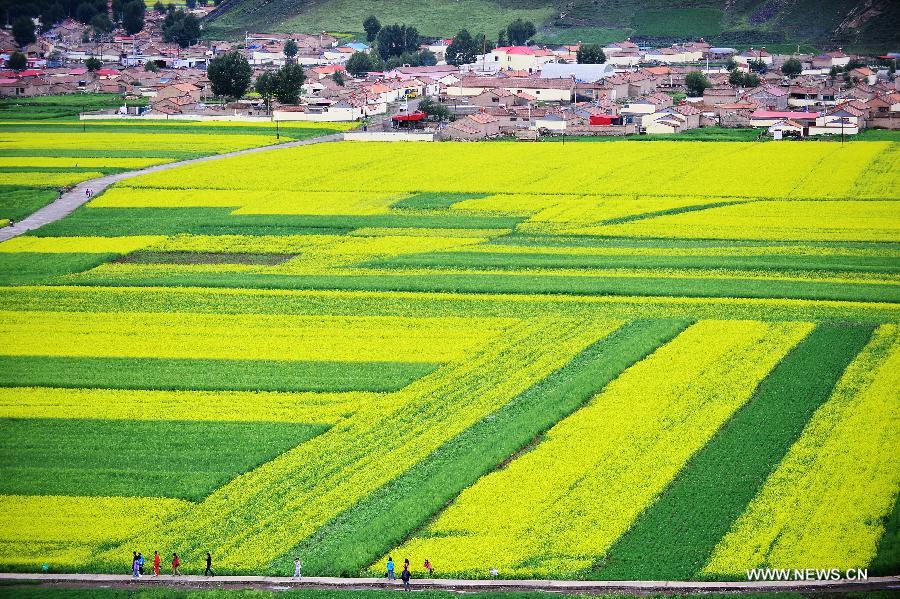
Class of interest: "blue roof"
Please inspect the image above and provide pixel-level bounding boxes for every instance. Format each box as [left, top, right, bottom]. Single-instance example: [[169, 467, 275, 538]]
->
[[346, 42, 369, 51]]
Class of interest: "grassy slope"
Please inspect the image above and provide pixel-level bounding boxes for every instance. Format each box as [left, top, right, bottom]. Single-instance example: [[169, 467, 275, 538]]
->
[[206, 0, 897, 51]]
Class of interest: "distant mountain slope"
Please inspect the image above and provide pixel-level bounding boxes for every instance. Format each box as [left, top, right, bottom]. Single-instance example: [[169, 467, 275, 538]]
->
[[204, 0, 899, 52]]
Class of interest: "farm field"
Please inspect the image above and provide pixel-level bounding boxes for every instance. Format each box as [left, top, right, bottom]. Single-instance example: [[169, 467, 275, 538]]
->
[[0, 96, 354, 225], [0, 139, 898, 581]]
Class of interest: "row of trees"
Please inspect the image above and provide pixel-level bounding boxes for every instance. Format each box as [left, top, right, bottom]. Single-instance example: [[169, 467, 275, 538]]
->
[[9, 0, 146, 47], [204, 51, 306, 109]]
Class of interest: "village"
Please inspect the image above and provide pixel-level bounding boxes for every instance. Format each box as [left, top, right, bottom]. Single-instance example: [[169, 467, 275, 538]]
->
[[1, 4, 899, 141]]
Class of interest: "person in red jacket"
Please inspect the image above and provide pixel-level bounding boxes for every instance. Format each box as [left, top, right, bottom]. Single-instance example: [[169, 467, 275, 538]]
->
[[153, 551, 161, 576], [172, 552, 181, 576]]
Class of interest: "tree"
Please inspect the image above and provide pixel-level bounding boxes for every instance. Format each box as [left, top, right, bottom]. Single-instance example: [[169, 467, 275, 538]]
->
[[497, 28, 507, 47], [332, 70, 345, 86], [154, 1, 164, 12], [724, 57, 738, 71], [7, 51, 27, 71], [85, 56, 103, 71], [363, 15, 381, 42], [346, 51, 374, 77], [685, 71, 711, 97], [376, 24, 419, 60], [446, 29, 476, 66], [162, 10, 201, 48], [748, 58, 767, 73], [273, 62, 305, 104], [781, 58, 802, 78], [729, 69, 759, 87], [283, 39, 298, 62], [255, 70, 276, 113], [75, 2, 97, 24], [122, 0, 145, 35], [576, 44, 605, 64], [91, 13, 114, 35], [417, 48, 437, 66], [40, 3, 65, 31], [12, 16, 36, 47], [208, 51, 252, 100], [419, 96, 450, 121], [506, 19, 535, 45], [144, 60, 160, 72], [185, 0, 195, 8]]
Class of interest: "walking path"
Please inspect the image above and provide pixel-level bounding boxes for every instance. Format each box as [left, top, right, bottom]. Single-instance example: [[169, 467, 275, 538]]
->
[[0, 572, 896, 594], [0, 133, 344, 243]]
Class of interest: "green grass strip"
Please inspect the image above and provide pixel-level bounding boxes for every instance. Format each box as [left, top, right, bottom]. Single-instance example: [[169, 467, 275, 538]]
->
[[0, 418, 327, 501], [0, 252, 116, 286], [65, 270, 900, 304], [30, 207, 520, 237], [392, 192, 490, 210], [119, 251, 294, 266], [0, 186, 60, 221], [281, 319, 691, 575], [380, 251, 900, 275], [870, 492, 900, 576], [0, 356, 438, 393], [592, 322, 875, 581]]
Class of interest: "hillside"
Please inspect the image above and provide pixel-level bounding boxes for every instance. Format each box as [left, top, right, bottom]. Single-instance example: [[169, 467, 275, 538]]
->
[[203, 0, 899, 52]]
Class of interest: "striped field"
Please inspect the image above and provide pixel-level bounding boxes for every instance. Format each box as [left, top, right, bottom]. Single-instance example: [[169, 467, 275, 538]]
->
[[0, 139, 897, 580]]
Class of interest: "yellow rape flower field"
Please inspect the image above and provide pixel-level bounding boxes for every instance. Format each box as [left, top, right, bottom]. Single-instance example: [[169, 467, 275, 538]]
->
[[0, 137, 897, 583]]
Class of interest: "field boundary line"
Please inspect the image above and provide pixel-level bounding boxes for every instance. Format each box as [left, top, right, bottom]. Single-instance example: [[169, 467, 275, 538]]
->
[[0, 133, 344, 243], [0, 572, 897, 594]]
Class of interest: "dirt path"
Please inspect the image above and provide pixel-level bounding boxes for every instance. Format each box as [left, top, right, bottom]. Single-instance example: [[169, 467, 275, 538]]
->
[[0, 572, 896, 594], [0, 132, 344, 243]]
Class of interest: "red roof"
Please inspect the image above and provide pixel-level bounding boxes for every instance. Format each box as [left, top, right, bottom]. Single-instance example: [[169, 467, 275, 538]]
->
[[751, 110, 819, 120], [18, 69, 42, 77], [391, 111, 427, 121], [96, 68, 119, 76]]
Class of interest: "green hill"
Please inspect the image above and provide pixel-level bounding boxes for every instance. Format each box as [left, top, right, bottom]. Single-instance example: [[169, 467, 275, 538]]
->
[[204, 0, 899, 53]]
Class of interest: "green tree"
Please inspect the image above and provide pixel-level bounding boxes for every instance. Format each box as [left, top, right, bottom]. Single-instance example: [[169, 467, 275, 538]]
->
[[162, 10, 201, 48], [122, 0, 145, 35], [185, 0, 195, 8], [497, 28, 507, 47], [255, 70, 276, 113], [12, 16, 36, 47], [724, 57, 737, 71], [7, 51, 27, 71], [144, 60, 160, 72], [85, 56, 103, 71], [576, 44, 605, 64], [273, 62, 305, 104], [781, 58, 802, 78], [283, 39, 298, 62], [419, 96, 450, 121], [748, 58, 767, 73], [91, 13, 114, 35], [40, 3, 65, 31], [363, 15, 381, 42], [345, 51, 374, 77], [75, 2, 97, 24], [685, 71, 711, 97], [153, 1, 164, 12], [208, 51, 252, 100], [506, 19, 535, 45], [376, 24, 419, 60], [332, 70, 345, 86], [446, 29, 476, 66], [418, 48, 437, 66]]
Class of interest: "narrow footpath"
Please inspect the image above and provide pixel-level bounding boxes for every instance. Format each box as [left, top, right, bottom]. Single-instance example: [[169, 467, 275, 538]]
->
[[0, 572, 896, 594], [0, 132, 344, 243]]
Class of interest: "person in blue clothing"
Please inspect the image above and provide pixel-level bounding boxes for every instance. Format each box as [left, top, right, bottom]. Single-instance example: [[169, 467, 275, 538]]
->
[[386, 556, 395, 580], [137, 552, 145, 575]]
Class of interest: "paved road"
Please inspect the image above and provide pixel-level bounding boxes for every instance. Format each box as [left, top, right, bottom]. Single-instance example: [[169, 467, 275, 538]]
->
[[0, 572, 896, 594], [0, 133, 344, 243]]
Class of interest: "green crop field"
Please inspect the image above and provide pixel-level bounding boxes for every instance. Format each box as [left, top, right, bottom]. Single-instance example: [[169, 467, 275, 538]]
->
[[0, 118, 897, 582]]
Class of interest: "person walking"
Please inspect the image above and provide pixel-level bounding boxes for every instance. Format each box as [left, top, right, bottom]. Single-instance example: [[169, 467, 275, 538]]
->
[[172, 552, 181, 576], [205, 552, 215, 577], [423, 559, 433, 576], [137, 552, 145, 575], [401, 562, 411, 591], [386, 556, 395, 580], [293, 557, 302, 578], [153, 551, 161, 576], [131, 552, 140, 578]]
